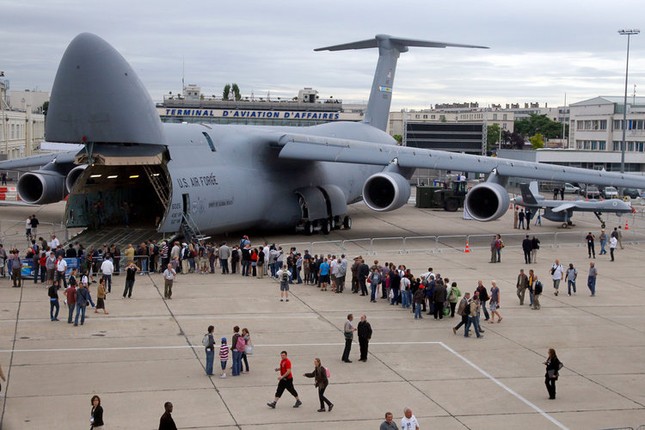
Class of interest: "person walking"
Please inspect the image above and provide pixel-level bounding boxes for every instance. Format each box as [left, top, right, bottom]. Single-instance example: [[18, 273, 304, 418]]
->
[[380, 412, 399, 430], [342, 314, 356, 363], [123, 261, 139, 298], [65, 278, 77, 324], [158, 401, 177, 430], [544, 348, 562, 400], [516, 269, 529, 305], [475, 280, 490, 321], [532, 275, 543, 310], [163, 263, 176, 300], [447, 281, 461, 317], [94, 278, 109, 315], [453, 292, 470, 335], [550, 259, 564, 296], [489, 280, 502, 323], [531, 235, 541, 263], [565, 263, 577, 296], [585, 232, 596, 259], [74, 283, 95, 326], [204, 325, 215, 376], [587, 262, 598, 296], [48, 281, 61, 321], [303, 358, 333, 412], [357, 314, 372, 362], [100, 254, 114, 293], [599, 229, 608, 255], [518, 208, 525, 229], [465, 292, 483, 338], [522, 235, 532, 264], [90, 395, 104, 429], [401, 407, 420, 430], [267, 350, 302, 409]]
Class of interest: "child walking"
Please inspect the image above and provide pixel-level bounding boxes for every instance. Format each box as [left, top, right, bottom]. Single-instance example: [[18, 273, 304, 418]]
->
[[219, 337, 229, 378]]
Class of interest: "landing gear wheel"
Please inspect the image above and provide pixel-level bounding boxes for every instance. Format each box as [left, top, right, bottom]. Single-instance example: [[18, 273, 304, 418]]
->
[[329, 217, 337, 230], [601, 222, 606, 229], [343, 215, 352, 229], [304, 221, 314, 236], [333, 215, 341, 230], [444, 199, 459, 212], [321, 219, 331, 235], [561, 223, 568, 229]]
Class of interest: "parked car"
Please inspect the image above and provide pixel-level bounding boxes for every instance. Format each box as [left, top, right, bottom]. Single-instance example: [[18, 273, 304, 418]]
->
[[585, 185, 600, 199], [601, 186, 619, 199], [563, 183, 580, 194], [622, 187, 642, 199]]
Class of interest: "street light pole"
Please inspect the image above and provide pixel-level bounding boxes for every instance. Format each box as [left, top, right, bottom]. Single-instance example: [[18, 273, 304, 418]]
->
[[618, 29, 640, 173]]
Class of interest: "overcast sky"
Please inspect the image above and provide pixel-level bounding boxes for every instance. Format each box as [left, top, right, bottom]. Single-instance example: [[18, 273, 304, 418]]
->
[[3, 0, 645, 110]]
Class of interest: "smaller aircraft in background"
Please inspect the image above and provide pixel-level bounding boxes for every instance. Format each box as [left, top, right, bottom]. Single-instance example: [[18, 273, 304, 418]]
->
[[514, 182, 633, 228]]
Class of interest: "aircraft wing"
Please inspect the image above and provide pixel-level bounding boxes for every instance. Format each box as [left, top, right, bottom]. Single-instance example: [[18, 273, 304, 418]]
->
[[0, 150, 79, 172], [277, 133, 645, 189], [551, 203, 577, 212]]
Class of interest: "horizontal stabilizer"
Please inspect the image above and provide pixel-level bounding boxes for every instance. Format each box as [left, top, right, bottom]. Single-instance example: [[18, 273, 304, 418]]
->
[[314, 35, 489, 51]]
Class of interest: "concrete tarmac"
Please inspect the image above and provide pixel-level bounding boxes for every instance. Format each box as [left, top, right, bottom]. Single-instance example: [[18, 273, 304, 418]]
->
[[1, 202, 644, 429]]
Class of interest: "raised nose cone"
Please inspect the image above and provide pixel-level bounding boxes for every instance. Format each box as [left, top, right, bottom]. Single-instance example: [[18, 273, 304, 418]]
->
[[46, 33, 164, 145]]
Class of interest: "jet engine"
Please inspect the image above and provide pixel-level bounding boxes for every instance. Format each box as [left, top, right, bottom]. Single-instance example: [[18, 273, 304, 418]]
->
[[65, 165, 87, 193], [17, 170, 67, 205], [464, 182, 511, 221], [362, 172, 411, 212]]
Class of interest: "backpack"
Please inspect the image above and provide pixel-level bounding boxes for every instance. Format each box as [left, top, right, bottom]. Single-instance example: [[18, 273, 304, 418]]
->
[[281, 271, 289, 283], [202, 334, 210, 347], [235, 335, 246, 352], [325, 366, 331, 378], [462, 300, 471, 315]]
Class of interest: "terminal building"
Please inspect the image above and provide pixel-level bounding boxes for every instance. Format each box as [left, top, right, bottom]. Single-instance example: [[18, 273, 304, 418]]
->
[[0, 75, 46, 161]]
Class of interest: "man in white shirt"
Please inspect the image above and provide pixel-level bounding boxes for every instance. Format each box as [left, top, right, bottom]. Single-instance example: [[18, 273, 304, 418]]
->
[[50, 234, 60, 250], [400, 407, 419, 430], [100, 255, 115, 293], [550, 259, 564, 296], [163, 263, 177, 299], [55, 254, 68, 288]]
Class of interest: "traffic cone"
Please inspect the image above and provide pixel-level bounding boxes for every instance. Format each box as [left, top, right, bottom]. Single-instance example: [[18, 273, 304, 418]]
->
[[625, 221, 629, 230], [464, 241, 471, 253]]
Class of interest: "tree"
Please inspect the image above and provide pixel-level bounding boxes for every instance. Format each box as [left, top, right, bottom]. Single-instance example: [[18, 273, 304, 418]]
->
[[529, 133, 545, 149], [487, 124, 501, 150], [515, 114, 562, 139], [501, 130, 525, 149], [231, 83, 241, 101], [392, 134, 403, 144], [223, 84, 231, 100]]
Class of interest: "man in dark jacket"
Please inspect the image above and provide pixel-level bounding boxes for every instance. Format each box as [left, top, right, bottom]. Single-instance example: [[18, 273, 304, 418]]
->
[[159, 401, 177, 430], [476, 280, 491, 321], [358, 259, 370, 296], [357, 314, 372, 362], [432, 279, 447, 319], [522, 235, 532, 264]]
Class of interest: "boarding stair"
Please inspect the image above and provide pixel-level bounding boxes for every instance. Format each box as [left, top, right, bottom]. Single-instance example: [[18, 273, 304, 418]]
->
[[181, 212, 209, 243], [143, 165, 170, 208]]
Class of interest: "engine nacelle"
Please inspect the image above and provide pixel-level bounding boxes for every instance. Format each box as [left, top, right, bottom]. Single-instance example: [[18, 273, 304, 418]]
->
[[18, 170, 67, 205], [464, 182, 511, 221], [362, 172, 411, 212], [65, 165, 87, 193]]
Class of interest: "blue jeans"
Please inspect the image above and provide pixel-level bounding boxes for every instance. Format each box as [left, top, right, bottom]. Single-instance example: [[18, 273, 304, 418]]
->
[[74, 304, 87, 325], [102, 274, 112, 293], [600, 239, 607, 254], [390, 287, 399, 305], [67, 303, 75, 323], [205, 348, 214, 375], [370, 283, 377, 301], [465, 315, 482, 337], [472, 315, 482, 337], [50, 299, 59, 320], [567, 280, 576, 295], [588, 276, 596, 295], [141, 257, 148, 274], [232, 350, 242, 376], [414, 303, 422, 319], [401, 290, 411, 308]]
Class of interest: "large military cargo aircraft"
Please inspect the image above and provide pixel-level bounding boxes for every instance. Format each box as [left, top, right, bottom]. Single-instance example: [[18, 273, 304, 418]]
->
[[3, 33, 645, 237]]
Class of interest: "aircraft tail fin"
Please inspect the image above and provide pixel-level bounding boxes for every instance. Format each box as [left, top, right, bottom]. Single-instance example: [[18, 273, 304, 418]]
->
[[520, 182, 540, 205], [46, 33, 164, 145], [315, 35, 488, 131]]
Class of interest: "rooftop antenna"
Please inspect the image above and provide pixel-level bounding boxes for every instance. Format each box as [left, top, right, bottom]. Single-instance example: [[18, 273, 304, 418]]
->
[[182, 56, 185, 91]]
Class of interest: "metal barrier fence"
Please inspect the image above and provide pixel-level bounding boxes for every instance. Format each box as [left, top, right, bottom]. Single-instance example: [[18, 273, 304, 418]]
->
[[0, 219, 71, 249], [278, 227, 645, 258]]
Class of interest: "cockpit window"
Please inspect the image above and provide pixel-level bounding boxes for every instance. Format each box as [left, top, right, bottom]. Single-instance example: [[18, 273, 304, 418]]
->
[[202, 132, 216, 152]]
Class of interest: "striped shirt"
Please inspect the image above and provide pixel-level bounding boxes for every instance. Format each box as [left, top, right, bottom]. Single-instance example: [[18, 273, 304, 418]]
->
[[219, 344, 229, 361]]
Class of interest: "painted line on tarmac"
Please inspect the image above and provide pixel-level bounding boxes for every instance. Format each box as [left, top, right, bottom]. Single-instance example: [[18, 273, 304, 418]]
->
[[440, 342, 569, 430]]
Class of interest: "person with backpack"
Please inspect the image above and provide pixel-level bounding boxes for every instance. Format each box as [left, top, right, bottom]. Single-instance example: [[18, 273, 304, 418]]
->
[[231, 326, 245, 376], [277, 265, 292, 302], [447, 281, 461, 317], [532, 275, 544, 310], [303, 358, 333, 412]]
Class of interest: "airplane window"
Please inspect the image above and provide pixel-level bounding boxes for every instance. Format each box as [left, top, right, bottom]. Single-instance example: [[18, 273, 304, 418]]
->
[[202, 132, 216, 152]]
